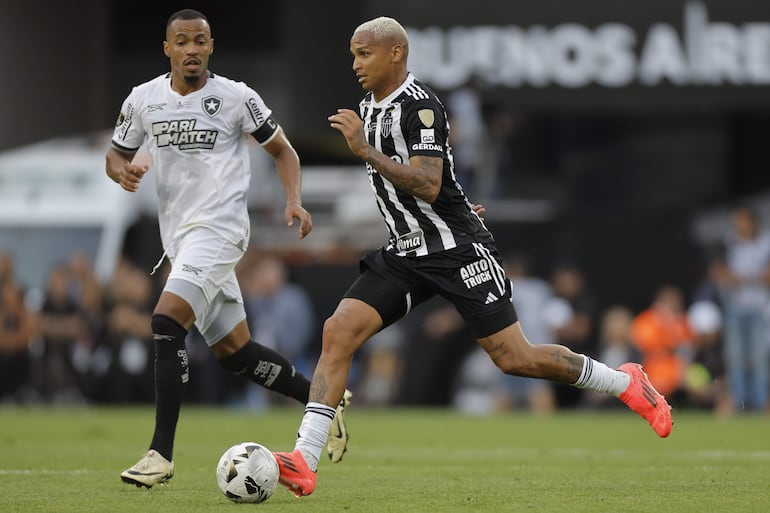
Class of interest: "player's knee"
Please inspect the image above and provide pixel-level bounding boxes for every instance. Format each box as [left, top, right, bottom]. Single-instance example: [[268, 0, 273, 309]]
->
[[151, 314, 186, 338], [498, 357, 537, 377], [321, 314, 364, 358], [494, 342, 539, 377]]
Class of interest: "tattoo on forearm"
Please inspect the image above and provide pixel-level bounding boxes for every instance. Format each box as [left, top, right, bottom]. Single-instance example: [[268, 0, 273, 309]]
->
[[366, 149, 438, 200]]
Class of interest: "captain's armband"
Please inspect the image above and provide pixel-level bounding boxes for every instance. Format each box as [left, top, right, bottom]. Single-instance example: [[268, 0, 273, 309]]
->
[[251, 115, 279, 144]]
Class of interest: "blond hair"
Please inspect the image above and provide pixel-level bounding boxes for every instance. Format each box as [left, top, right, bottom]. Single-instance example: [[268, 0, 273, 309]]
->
[[354, 16, 409, 55]]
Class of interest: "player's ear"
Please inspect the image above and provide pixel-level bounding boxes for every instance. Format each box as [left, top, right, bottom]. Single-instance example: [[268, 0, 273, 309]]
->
[[163, 40, 169, 57], [392, 43, 404, 64], [210, 38, 214, 54]]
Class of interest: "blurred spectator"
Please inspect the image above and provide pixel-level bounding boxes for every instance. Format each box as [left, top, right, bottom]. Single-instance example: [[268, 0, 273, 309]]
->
[[453, 346, 508, 415], [499, 253, 555, 413], [548, 261, 598, 408], [0, 279, 35, 402], [240, 254, 316, 408], [692, 246, 728, 308], [688, 251, 730, 413], [484, 109, 517, 198], [686, 300, 730, 413], [713, 205, 770, 412], [597, 306, 638, 370], [33, 263, 87, 402], [630, 285, 695, 405], [446, 77, 493, 200], [65, 253, 104, 396], [396, 302, 475, 406], [90, 260, 155, 403], [183, 326, 237, 404], [0, 252, 14, 288], [67, 252, 104, 336], [357, 324, 404, 406], [506, 253, 555, 346], [584, 306, 639, 408], [242, 254, 315, 367]]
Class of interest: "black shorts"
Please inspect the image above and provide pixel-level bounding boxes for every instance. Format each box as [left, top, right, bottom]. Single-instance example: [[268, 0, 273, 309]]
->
[[343, 242, 518, 338]]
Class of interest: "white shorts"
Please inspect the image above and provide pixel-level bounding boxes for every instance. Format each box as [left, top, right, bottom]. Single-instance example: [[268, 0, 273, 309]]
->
[[164, 227, 247, 344]]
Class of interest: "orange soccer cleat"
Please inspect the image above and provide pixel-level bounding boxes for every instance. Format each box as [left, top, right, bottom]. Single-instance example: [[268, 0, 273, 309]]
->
[[618, 363, 673, 438], [273, 450, 316, 498]]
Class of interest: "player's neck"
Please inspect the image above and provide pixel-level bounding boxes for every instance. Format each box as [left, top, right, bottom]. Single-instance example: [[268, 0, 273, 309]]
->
[[170, 73, 208, 96], [372, 70, 409, 103]]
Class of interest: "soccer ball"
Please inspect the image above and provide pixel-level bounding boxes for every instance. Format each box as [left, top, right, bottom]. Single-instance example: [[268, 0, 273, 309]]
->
[[216, 442, 279, 503]]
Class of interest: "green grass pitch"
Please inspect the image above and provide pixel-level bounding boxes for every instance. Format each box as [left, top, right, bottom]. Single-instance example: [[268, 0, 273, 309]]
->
[[1, 406, 768, 512]]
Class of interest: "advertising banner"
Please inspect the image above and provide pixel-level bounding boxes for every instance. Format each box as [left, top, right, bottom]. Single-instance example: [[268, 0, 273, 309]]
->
[[393, 0, 770, 110]]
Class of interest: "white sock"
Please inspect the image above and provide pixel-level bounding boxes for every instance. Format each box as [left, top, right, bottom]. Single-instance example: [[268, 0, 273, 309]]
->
[[572, 355, 631, 396], [294, 402, 335, 472]]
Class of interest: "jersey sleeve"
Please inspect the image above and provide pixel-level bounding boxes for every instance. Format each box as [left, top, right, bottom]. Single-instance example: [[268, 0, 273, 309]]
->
[[240, 84, 279, 145], [404, 98, 448, 159], [111, 88, 144, 152]]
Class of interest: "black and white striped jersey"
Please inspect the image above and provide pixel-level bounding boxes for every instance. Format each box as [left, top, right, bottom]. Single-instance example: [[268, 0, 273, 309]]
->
[[359, 73, 494, 257]]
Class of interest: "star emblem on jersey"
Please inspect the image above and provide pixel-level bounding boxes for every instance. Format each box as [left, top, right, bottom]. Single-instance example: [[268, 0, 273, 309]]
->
[[202, 95, 223, 117]]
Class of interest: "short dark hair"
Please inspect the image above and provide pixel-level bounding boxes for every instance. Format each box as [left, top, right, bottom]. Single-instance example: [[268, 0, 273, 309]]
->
[[166, 9, 209, 31]]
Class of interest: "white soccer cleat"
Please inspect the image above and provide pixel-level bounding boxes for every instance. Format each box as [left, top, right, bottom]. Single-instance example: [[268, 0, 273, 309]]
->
[[120, 450, 174, 488], [326, 389, 352, 463]]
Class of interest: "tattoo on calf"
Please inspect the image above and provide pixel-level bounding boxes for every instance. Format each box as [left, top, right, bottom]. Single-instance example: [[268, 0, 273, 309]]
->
[[549, 348, 584, 380], [310, 374, 328, 403]]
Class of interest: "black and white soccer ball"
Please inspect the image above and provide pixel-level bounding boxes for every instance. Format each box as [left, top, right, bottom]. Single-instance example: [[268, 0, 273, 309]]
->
[[216, 442, 279, 503]]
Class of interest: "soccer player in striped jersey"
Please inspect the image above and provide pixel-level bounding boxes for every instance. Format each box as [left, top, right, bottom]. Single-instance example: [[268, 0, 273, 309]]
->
[[273, 16, 673, 497], [106, 9, 349, 488]]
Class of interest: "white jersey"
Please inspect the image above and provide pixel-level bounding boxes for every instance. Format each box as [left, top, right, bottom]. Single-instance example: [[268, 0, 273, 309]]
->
[[111, 72, 279, 252]]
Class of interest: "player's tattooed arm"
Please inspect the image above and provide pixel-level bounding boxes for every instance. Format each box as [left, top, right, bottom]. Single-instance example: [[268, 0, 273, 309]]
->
[[328, 108, 441, 202], [365, 151, 442, 203]]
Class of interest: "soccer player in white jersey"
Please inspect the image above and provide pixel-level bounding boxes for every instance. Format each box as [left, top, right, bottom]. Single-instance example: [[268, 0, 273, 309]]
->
[[106, 9, 350, 488], [273, 16, 673, 498]]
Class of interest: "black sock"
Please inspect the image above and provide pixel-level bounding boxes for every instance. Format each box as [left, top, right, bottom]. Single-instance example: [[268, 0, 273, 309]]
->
[[218, 340, 310, 404], [149, 314, 189, 461]]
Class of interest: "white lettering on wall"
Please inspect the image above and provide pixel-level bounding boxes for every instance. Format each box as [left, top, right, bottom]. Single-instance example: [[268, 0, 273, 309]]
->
[[407, 1, 770, 89]]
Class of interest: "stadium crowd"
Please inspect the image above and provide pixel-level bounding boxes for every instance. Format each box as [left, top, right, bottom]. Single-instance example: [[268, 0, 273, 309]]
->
[[1, 204, 768, 416]]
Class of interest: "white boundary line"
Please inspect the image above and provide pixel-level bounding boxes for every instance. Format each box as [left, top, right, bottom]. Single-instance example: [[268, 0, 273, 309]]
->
[[0, 469, 94, 475]]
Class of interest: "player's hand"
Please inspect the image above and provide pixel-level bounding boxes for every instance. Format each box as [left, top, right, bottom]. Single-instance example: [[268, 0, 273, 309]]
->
[[328, 109, 368, 160], [471, 203, 486, 221], [117, 163, 148, 192], [286, 203, 313, 239]]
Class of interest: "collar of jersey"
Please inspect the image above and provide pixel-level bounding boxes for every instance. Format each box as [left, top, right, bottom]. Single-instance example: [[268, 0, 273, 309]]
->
[[164, 70, 214, 97], [369, 72, 415, 108]]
